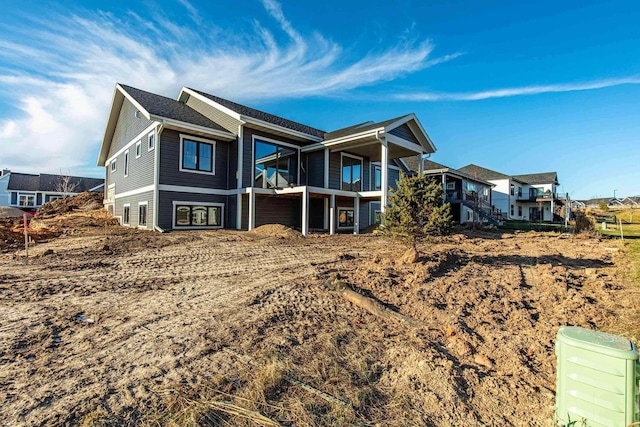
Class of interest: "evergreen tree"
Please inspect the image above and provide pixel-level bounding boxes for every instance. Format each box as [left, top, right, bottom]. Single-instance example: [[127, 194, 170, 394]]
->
[[382, 173, 453, 251]]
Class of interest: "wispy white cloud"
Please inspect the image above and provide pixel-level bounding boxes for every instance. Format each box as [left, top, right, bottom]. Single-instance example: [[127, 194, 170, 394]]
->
[[396, 77, 640, 101], [0, 0, 456, 174]]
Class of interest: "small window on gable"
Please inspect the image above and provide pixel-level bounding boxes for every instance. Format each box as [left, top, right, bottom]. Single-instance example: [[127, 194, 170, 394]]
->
[[148, 133, 155, 151], [124, 151, 129, 177], [136, 141, 142, 158], [110, 160, 116, 172]]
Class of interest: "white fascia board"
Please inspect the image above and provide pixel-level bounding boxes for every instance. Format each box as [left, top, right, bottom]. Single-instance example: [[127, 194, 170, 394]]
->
[[106, 123, 159, 165], [385, 134, 424, 155], [97, 88, 126, 166], [179, 87, 242, 120], [241, 117, 323, 142], [301, 128, 383, 152], [117, 84, 151, 120], [152, 116, 236, 140]]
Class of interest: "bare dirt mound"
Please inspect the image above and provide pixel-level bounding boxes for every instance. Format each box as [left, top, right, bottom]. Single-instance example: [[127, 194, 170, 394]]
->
[[249, 224, 302, 239], [0, 206, 27, 219], [36, 191, 104, 218]]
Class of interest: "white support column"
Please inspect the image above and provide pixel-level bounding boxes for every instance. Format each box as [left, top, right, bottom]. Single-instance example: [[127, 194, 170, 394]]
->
[[236, 193, 242, 230], [380, 139, 389, 215], [354, 196, 360, 235], [237, 124, 244, 230], [418, 153, 424, 176], [323, 197, 329, 230], [302, 187, 309, 237], [329, 194, 336, 235], [324, 148, 330, 189], [248, 188, 255, 231], [442, 174, 446, 201]]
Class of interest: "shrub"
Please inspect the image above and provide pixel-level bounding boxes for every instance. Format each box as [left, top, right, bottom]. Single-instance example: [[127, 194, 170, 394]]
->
[[575, 213, 595, 234], [382, 173, 452, 251]]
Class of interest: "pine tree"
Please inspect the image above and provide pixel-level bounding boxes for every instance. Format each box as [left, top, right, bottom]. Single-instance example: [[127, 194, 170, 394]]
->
[[382, 173, 453, 252]]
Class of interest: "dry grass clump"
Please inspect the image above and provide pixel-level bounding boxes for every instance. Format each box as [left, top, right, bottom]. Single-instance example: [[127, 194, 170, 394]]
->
[[574, 213, 595, 234]]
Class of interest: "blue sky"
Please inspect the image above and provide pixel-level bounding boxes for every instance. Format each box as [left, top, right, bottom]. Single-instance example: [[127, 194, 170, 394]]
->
[[0, 0, 638, 200]]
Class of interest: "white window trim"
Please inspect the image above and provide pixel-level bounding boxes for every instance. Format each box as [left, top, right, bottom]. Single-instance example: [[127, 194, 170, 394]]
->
[[110, 160, 116, 172], [148, 132, 155, 151], [122, 203, 131, 226], [124, 150, 129, 177], [17, 192, 36, 207], [172, 200, 224, 229], [179, 134, 216, 176], [372, 164, 382, 191], [340, 153, 364, 192], [337, 206, 355, 229], [137, 201, 149, 229], [135, 141, 142, 159], [251, 135, 301, 188]]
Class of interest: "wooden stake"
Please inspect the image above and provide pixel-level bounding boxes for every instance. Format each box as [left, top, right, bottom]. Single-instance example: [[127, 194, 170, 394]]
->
[[23, 213, 28, 260], [619, 218, 624, 240]]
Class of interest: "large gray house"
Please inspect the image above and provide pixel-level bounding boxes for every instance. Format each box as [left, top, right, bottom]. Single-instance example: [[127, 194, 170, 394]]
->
[[97, 84, 436, 235]]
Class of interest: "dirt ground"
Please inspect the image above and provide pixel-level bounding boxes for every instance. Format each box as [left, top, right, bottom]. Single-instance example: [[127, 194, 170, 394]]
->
[[0, 219, 635, 426]]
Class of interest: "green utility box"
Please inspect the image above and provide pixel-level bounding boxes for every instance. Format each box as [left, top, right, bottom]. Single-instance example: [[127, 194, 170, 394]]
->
[[555, 326, 639, 427]]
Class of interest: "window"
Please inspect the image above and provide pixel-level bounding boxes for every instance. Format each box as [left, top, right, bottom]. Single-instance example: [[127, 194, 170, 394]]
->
[[338, 208, 354, 228], [510, 184, 514, 196], [124, 151, 129, 177], [181, 136, 215, 174], [374, 210, 382, 225], [19, 194, 35, 207], [46, 195, 62, 202], [110, 160, 116, 172], [136, 141, 142, 158], [446, 182, 456, 190], [138, 203, 147, 227], [148, 133, 155, 151], [174, 204, 223, 228], [123, 205, 130, 225], [341, 154, 362, 192], [254, 139, 298, 188], [517, 186, 522, 198], [510, 204, 514, 216], [374, 166, 381, 190], [518, 205, 522, 216]]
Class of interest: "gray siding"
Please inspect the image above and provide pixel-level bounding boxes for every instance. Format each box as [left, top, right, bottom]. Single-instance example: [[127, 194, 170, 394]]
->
[[108, 99, 154, 157], [359, 201, 370, 229], [255, 195, 300, 228], [185, 95, 242, 133], [242, 127, 304, 189], [158, 190, 228, 230], [159, 129, 230, 190], [109, 135, 155, 194], [115, 190, 154, 229], [389, 123, 419, 145], [369, 202, 381, 225], [307, 151, 325, 187], [388, 167, 400, 191]]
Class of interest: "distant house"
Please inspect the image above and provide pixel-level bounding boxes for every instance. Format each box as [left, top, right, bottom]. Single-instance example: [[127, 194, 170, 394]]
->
[[458, 164, 562, 222], [1, 172, 104, 210], [403, 158, 497, 225], [586, 197, 639, 208], [97, 83, 434, 234]]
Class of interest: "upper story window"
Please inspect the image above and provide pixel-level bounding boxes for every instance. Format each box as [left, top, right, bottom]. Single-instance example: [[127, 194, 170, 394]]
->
[[148, 133, 155, 151], [342, 154, 362, 192], [135, 141, 142, 158], [254, 138, 298, 188], [180, 135, 215, 174], [124, 151, 129, 177], [374, 165, 381, 190], [110, 160, 116, 172], [510, 183, 514, 196]]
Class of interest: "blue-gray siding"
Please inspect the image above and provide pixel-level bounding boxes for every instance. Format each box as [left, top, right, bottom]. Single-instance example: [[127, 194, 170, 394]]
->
[[306, 151, 324, 187], [108, 133, 156, 194], [108, 99, 154, 157], [328, 152, 370, 191], [159, 129, 230, 190], [389, 123, 419, 145]]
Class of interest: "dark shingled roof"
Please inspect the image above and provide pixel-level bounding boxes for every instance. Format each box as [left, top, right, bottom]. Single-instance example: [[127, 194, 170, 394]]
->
[[512, 172, 559, 185], [188, 88, 326, 139], [119, 85, 229, 133], [458, 164, 510, 181], [8, 173, 103, 192], [402, 158, 492, 186], [324, 115, 409, 141]]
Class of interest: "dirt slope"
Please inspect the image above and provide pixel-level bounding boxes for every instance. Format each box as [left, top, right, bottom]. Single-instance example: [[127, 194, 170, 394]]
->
[[0, 228, 633, 426]]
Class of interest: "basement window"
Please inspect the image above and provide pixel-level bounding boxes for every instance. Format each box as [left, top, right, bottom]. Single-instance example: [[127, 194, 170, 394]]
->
[[174, 203, 223, 228]]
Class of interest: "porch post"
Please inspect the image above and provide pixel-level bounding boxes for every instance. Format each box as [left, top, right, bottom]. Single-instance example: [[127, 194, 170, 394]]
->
[[442, 174, 446, 202], [302, 187, 309, 237], [354, 196, 360, 235], [324, 148, 330, 189], [329, 194, 336, 235], [418, 154, 423, 176], [248, 187, 255, 231], [323, 197, 329, 230], [380, 139, 389, 214], [236, 194, 242, 230]]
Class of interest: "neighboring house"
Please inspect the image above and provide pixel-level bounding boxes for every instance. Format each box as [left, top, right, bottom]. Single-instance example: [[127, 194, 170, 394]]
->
[[586, 197, 638, 208], [458, 164, 562, 222], [97, 84, 435, 235], [403, 158, 497, 225], [0, 169, 10, 206], [1, 173, 104, 210]]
